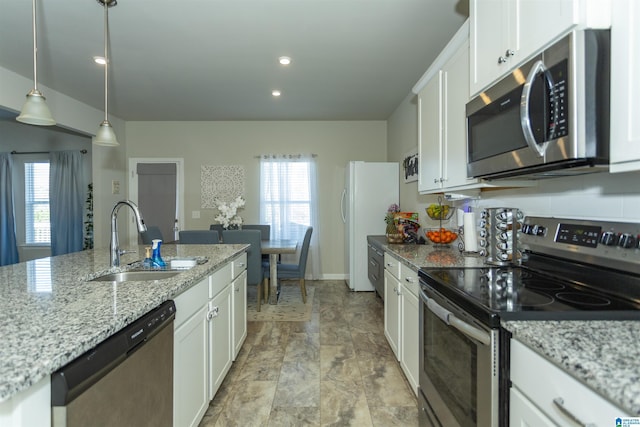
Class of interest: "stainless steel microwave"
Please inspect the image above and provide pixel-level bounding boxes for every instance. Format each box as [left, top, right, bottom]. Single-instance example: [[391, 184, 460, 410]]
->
[[466, 30, 610, 180]]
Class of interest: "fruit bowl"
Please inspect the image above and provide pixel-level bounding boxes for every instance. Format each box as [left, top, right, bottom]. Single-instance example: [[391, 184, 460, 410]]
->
[[426, 204, 454, 220], [425, 228, 458, 245]]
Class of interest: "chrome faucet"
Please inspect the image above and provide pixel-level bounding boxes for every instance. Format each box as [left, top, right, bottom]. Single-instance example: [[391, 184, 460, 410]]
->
[[110, 200, 147, 267]]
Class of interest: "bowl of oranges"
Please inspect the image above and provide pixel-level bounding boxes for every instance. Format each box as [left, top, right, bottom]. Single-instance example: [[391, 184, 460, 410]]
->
[[425, 228, 458, 245]]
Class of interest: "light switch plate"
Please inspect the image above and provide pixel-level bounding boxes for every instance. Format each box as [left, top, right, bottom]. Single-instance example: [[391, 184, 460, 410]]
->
[[111, 180, 120, 194], [192, 210, 200, 219]]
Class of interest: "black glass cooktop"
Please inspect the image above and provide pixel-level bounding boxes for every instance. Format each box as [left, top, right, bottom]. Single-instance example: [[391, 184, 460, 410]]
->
[[419, 265, 640, 328]]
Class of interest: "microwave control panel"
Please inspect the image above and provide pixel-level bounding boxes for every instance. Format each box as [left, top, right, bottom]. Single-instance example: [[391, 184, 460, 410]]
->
[[547, 59, 569, 140]]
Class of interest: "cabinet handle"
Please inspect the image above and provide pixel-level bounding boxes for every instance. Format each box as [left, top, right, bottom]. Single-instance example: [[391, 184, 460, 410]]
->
[[235, 286, 240, 292], [239, 262, 246, 267], [207, 306, 219, 320], [498, 56, 508, 64], [404, 277, 415, 283], [505, 49, 515, 57], [552, 397, 596, 427]]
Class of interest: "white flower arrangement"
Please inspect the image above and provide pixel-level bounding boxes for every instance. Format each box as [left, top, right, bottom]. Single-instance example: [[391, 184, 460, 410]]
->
[[214, 196, 245, 229]]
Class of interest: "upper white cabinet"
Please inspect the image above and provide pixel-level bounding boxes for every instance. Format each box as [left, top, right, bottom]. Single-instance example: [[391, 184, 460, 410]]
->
[[470, 0, 611, 96], [417, 23, 479, 194], [610, 0, 640, 172]]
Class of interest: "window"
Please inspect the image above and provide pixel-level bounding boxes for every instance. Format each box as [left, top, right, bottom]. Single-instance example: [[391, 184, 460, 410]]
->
[[25, 161, 50, 244], [260, 155, 316, 241]]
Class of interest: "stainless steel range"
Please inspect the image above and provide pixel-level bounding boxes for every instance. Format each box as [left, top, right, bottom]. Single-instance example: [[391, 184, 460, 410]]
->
[[417, 216, 640, 427]]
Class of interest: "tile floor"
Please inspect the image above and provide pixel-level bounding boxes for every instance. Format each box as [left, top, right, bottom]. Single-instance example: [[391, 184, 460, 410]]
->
[[198, 280, 419, 426]]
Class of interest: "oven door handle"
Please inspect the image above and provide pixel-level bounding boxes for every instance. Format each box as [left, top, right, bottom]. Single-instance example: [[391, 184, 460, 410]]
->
[[426, 298, 491, 346]]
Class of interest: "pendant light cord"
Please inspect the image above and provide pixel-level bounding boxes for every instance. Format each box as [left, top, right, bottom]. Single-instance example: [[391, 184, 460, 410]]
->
[[31, 0, 38, 91], [103, 1, 109, 122]]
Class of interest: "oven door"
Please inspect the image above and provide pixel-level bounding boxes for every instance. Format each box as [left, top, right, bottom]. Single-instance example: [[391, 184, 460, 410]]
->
[[418, 283, 499, 427]]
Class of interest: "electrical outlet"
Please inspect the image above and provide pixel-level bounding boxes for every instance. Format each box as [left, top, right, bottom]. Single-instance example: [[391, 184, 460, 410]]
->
[[192, 210, 200, 219], [111, 180, 120, 195]]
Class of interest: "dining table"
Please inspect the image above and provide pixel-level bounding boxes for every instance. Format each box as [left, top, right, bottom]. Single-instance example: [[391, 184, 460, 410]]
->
[[261, 239, 298, 304]]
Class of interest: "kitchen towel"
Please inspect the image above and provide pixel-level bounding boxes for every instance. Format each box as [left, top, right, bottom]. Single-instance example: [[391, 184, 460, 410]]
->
[[463, 212, 479, 252]]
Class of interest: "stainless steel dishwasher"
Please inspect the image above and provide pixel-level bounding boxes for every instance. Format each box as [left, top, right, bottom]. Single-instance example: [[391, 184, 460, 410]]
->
[[51, 300, 176, 427]]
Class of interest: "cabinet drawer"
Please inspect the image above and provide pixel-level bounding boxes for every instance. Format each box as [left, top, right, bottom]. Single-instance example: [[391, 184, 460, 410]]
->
[[400, 263, 419, 297], [510, 339, 628, 425], [174, 277, 209, 328], [384, 253, 401, 279], [232, 253, 247, 278], [210, 262, 232, 298]]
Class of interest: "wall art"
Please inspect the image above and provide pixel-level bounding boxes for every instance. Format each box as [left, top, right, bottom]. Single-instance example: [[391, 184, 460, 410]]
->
[[403, 148, 419, 183], [201, 165, 245, 208]]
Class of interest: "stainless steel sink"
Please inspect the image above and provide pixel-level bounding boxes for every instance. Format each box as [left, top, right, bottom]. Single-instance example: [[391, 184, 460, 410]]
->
[[91, 270, 181, 283]]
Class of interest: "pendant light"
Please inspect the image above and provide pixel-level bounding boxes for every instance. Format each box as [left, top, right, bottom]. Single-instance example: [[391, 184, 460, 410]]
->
[[17, 0, 56, 126], [92, 0, 119, 147]]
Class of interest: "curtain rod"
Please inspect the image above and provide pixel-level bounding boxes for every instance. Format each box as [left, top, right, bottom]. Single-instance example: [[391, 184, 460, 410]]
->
[[254, 153, 318, 159], [11, 149, 88, 155]]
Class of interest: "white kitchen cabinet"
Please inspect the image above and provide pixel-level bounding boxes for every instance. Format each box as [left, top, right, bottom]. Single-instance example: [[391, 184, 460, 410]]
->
[[418, 33, 478, 194], [384, 268, 401, 358], [173, 277, 209, 427], [610, 0, 640, 173], [510, 339, 629, 426], [208, 284, 232, 400], [399, 263, 419, 396], [470, 0, 610, 96], [0, 376, 50, 427], [231, 269, 247, 360], [208, 262, 233, 400], [383, 253, 419, 396]]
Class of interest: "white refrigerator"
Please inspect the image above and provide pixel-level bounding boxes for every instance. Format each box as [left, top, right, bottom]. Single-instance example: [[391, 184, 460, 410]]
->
[[341, 161, 399, 291]]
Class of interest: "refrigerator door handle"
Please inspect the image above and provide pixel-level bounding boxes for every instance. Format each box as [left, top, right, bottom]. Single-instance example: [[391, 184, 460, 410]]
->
[[340, 188, 347, 223]]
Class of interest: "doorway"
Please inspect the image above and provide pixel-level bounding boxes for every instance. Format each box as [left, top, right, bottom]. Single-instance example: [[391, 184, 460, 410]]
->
[[128, 158, 184, 246]]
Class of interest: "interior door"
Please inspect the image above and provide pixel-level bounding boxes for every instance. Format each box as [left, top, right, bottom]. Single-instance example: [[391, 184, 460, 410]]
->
[[128, 158, 184, 245]]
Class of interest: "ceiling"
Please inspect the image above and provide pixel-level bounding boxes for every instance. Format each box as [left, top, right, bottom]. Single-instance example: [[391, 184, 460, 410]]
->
[[0, 0, 468, 122]]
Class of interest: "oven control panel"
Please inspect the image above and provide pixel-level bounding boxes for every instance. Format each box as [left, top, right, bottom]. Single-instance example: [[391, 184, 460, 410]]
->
[[521, 216, 640, 274]]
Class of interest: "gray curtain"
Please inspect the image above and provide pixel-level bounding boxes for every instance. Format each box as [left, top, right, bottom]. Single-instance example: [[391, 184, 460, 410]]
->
[[50, 151, 84, 256], [0, 153, 19, 266]]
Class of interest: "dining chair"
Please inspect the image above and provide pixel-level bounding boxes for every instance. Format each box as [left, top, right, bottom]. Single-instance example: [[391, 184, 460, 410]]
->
[[221, 229, 266, 311], [140, 225, 164, 245], [179, 230, 220, 244], [263, 226, 313, 303], [241, 224, 271, 240], [209, 224, 225, 235]]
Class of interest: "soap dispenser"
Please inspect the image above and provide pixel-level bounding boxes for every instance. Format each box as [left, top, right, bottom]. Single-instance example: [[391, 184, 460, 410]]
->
[[142, 247, 153, 269], [151, 239, 166, 268]]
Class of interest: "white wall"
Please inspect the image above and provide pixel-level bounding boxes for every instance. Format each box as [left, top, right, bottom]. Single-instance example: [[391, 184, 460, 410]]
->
[[125, 120, 388, 278], [0, 66, 128, 249], [387, 92, 640, 230]]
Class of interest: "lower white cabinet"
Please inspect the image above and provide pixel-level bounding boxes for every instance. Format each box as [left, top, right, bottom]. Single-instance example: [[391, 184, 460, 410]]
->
[[510, 339, 629, 426], [208, 283, 232, 401], [173, 277, 209, 427], [383, 252, 419, 396], [174, 252, 248, 427]]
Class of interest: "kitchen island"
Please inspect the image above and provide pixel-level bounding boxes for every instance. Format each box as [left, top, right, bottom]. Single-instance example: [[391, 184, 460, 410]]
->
[[0, 243, 246, 406], [381, 241, 640, 417]]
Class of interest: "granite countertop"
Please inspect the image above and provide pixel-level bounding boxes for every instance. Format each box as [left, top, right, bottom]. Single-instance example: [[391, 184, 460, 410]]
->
[[504, 320, 640, 416], [374, 237, 640, 416], [0, 244, 246, 403]]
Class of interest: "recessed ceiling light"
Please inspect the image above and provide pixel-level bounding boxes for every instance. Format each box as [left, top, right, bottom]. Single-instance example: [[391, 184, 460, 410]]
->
[[278, 56, 291, 66], [272, 90, 281, 97], [93, 56, 107, 65]]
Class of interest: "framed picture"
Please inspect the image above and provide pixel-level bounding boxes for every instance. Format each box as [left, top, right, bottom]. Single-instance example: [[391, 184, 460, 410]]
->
[[403, 148, 419, 183]]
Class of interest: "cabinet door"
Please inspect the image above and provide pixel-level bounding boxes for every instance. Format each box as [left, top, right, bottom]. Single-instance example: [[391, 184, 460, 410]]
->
[[510, 387, 555, 427], [442, 39, 475, 189], [383, 270, 401, 360], [470, 0, 510, 94], [610, 0, 640, 172], [418, 70, 444, 193], [174, 304, 209, 427], [518, 0, 578, 64], [232, 270, 247, 360], [400, 288, 419, 396], [208, 285, 232, 400]]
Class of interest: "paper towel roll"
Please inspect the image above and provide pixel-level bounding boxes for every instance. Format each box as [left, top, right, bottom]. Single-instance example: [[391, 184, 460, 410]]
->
[[463, 212, 479, 252]]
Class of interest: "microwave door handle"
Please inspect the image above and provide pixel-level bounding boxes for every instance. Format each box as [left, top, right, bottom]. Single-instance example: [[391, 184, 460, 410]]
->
[[520, 60, 554, 157]]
